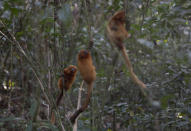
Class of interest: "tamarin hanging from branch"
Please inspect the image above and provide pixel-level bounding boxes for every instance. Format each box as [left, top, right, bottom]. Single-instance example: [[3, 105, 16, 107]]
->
[[107, 11, 147, 92], [70, 50, 96, 124], [51, 65, 77, 124]]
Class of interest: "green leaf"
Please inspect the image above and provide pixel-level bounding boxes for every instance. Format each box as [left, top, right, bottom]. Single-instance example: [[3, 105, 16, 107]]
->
[[3, 2, 10, 10], [10, 8, 21, 16], [8, 80, 15, 88], [160, 94, 175, 109], [163, 40, 168, 43], [186, 20, 188, 25], [40, 17, 54, 25], [16, 31, 24, 38]]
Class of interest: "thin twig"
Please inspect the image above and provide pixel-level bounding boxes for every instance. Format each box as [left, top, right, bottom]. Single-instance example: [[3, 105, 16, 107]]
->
[[84, 0, 93, 50], [73, 80, 84, 131]]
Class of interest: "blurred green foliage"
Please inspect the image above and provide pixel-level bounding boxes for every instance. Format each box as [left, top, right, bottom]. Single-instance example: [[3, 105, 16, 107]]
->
[[0, 0, 191, 130]]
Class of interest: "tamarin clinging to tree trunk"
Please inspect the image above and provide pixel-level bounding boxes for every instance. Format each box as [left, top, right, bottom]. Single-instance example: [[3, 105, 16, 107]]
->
[[51, 65, 77, 124], [70, 50, 96, 124]]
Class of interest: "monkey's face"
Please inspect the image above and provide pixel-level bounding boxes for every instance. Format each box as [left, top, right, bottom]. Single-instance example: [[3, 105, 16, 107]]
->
[[78, 50, 90, 59], [107, 10, 129, 44], [64, 65, 77, 76]]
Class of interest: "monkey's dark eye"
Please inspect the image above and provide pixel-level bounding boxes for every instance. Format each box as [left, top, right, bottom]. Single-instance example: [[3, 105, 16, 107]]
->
[[83, 50, 88, 55], [71, 68, 76, 73]]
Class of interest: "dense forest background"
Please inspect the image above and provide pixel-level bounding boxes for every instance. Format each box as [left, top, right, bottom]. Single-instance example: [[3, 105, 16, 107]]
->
[[0, 0, 191, 130]]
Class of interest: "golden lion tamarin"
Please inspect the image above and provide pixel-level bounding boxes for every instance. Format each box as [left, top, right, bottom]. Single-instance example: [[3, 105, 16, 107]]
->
[[51, 65, 77, 124], [70, 50, 96, 124], [107, 11, 147, 91], [107, 10, 129, 50]]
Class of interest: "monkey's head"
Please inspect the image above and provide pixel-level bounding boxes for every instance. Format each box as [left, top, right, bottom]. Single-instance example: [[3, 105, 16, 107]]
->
[[64, 65, 77, 76], [78, 50, 90, 59], [107, 10, 129, 50], [111, 11, 125, 25]]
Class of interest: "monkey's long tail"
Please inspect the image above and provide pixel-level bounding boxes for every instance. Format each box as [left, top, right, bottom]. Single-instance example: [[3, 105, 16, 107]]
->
[[121, 46, 162, 108], [121, 47, 147, 95], [51, 111, 55, 124], [70, 83, 93, 124], [56, 88, 64, 106], [51, 88, 64, 124]]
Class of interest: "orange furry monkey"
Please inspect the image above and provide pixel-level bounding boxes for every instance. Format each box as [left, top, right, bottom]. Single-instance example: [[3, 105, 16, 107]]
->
[[70, 50, 96, 124], [107, 11, 147, 91], [107, 11, 129, 50], [51, 65, 77, 124]]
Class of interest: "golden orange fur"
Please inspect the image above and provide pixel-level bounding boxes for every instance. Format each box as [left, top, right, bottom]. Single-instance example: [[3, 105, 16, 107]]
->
[[70, 50, 96, 124], [106, 11, 147, 95], [107, 11, 129, 49], [62, 65, 77, 91], [77, 50, 96, 84], [51, 65, 77, 124]]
